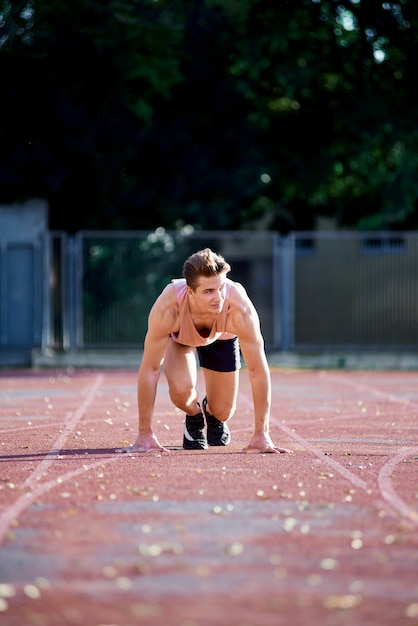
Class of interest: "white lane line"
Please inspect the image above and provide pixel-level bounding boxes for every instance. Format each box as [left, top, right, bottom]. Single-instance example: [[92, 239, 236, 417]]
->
[[317, 374, 418, 520], [238, 387, 369, 491], [325, 373, 418, 409], [0, 456, 122, 545], [270, 373, 418, 520], [378, 446, 418, 526], [271, 418, 369, 491], [22, 374, 104, 488]]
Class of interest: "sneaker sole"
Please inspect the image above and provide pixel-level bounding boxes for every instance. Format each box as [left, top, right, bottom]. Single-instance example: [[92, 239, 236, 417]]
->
[[207, 429, 231, 446], [183, 413, 208, 450], [203, 398, 231, 446], [183, 437, 208, 450]]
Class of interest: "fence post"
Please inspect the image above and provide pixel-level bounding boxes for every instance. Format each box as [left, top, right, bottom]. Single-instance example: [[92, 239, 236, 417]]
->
[[65, 235, 78, 352], [41, 233, 51, 351], [272, 232, 282, 349], [280, 234, 293, 352]]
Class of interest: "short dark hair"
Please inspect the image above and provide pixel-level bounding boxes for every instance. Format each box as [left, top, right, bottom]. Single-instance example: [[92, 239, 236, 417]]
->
[[183, 248, 231, 290]]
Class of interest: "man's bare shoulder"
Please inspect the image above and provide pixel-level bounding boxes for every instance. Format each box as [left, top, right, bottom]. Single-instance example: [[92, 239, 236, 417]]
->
[[148, 283, 179, 334], [226, 280, 264, 345], [226, 280, 254, 325], [227, 279, 251, 309]]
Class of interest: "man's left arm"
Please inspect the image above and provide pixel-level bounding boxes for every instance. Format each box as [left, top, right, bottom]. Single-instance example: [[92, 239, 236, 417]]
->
[[231, 287, 293, 454]]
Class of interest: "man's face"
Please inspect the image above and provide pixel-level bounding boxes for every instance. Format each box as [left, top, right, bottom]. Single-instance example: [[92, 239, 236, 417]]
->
[[188, 274, 227, 314]]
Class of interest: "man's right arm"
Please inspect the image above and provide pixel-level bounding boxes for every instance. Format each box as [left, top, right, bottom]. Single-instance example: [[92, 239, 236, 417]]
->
[[118, 286, 176, 453], [136, 330, 169, 436]]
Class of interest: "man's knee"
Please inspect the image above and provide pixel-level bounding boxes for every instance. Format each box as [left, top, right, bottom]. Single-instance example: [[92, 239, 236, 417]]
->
[[206, 399, 236, 422], [169, 380, 196, 407]]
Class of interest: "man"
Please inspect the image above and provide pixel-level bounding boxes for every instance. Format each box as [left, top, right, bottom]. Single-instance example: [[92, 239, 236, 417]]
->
[[121, 247, 292, 454]]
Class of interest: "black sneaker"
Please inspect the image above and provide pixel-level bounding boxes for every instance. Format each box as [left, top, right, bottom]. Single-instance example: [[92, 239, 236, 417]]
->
[[202, 397, 231, 446], [183, 408, 208, 450]]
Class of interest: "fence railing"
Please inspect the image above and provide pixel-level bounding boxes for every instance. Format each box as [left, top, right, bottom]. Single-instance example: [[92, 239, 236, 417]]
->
[[44, 230, 418, 353], [287, 231, 418, 350]]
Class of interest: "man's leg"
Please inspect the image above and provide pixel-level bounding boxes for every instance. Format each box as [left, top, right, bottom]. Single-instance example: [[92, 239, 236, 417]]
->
[[195, 337, 240, 446], [202, 368, 239, 446], [202, 368, 239, 423], [163, 338, 207, 449], [163, 338, 199, 414]]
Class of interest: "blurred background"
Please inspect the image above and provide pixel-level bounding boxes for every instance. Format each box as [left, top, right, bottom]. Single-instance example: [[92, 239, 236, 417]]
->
[[2, 0, 418, 233], [1, 0, 418, 367]]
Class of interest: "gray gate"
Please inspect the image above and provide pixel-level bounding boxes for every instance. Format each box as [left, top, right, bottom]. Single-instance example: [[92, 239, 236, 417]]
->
[[285, 231, 418, 351], [72, 230, 280, 350], [0, 201, 47, 366], [4, 224, 418, 366], [43, 229, 418, 356]]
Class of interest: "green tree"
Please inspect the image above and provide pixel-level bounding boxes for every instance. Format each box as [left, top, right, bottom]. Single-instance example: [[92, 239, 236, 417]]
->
[[229, 0, 418, 231], [1, 0, 417, 232], [0, 0, 185, 231]]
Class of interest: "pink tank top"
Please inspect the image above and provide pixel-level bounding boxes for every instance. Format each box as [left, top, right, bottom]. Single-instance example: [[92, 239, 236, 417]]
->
[[170, 278, 236, 347]]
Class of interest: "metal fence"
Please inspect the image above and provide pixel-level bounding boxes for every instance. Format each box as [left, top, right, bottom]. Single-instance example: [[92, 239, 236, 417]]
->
[[286, 232, 418, 350], [44, 230, 418, 353]]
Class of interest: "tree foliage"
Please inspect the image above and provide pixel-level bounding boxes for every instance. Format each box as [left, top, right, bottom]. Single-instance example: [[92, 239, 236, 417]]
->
[[1, 0, 417, 233]]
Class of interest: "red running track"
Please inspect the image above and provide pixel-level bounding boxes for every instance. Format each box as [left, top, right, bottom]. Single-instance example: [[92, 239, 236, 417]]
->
[[0, 367, 417, 626]]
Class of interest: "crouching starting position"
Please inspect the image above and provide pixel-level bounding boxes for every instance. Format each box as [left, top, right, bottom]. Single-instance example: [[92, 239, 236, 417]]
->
[[120, 247, 292, 454]]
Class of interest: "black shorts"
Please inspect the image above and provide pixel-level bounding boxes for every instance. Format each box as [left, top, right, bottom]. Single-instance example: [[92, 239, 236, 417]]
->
[[196, 336, 241, 373]]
